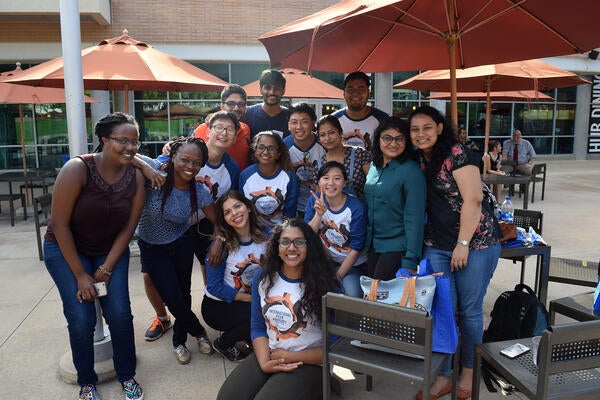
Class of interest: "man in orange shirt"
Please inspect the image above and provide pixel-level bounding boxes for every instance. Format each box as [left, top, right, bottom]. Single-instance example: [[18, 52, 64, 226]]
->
[[194, 84, 251, 170]]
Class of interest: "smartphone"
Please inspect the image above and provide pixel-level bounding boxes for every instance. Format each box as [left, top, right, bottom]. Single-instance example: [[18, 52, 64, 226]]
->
[[94, 282, 108, 297], [500, 343, 530, 358]]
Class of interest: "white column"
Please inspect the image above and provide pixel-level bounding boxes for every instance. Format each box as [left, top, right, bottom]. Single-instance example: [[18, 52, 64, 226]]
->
[[374, 72, 393, 115], [59, 0, 87, 156], [574, 82, 591, 160]]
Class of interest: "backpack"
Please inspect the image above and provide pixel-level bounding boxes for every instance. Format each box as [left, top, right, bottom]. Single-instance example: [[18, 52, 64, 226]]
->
[[481, 283, 549, 394]]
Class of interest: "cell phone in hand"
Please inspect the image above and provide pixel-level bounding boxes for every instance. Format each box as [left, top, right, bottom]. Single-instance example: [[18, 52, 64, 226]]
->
[[500, 343, 530, 358], [94, 282, 107, 297]]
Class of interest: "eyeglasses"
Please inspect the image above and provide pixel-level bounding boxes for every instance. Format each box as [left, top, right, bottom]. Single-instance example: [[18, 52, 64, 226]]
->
[[344, 86, 368, 94], [255, 144, 279, 154], [278, 238, 307, 248], [223, 101, 246, 109], [211, 124, 236, 135], [107, 137, 141, 148], [380, 135, 406, 145], [175, 156, 203, 168]]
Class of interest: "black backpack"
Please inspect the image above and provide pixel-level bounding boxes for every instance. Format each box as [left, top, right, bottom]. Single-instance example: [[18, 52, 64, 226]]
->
[[481, 284, 550, 394]]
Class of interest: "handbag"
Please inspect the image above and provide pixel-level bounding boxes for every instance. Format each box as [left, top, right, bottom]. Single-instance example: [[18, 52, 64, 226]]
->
[[498, 221, 517, 244], [359, 273, 436, 313]]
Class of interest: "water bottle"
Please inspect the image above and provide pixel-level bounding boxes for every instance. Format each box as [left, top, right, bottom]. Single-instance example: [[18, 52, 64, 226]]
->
[[500, 196, 514, 223]]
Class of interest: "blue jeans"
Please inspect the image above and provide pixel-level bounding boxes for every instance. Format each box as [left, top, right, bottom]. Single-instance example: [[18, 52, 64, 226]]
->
[[424, 243, 500, 374], [335, 263, 366, 298], [138, 229, 207, 347], [44, 240, 136, 385]]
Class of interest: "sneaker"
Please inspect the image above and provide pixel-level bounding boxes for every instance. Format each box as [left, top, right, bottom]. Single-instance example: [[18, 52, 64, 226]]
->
[[79, 384, 100, 400], [213, 337, 247, 362], [144, 316, 171, 341], [197, 335, 214, 355], [121, 378, 144, 400], [174, 344, 191, 364]]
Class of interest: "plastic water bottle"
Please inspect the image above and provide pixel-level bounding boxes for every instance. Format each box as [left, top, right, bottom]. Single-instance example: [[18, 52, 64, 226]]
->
[[500, 196, 514, 223]]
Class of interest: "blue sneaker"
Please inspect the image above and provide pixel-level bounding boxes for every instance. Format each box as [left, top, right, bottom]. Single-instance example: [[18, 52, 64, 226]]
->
[[79, 384, 100, 400], [121, 378, 144, 400]]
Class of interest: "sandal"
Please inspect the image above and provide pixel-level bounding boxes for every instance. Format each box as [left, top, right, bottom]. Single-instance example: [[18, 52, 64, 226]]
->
[[415, 381, 453, 400]]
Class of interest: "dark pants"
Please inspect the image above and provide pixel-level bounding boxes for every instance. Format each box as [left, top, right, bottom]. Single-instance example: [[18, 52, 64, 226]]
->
[[201, 295, 251, 348], [191, 218, 213, 263], [367, 247, 406, 280], [217, 353, 322, 400], [138, 229, 206, 347]]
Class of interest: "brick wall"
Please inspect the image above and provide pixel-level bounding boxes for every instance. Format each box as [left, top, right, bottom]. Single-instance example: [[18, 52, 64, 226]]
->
[[0, 0, 337, 45]]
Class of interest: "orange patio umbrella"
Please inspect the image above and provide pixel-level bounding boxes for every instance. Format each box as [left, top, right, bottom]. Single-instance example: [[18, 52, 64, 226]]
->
[[396, 59, 589, 151], [258, 0, 600, 131], [242, 68, 344, 100], [4, 30, 228, 113], [427, 90, 553, 102], [0, 81, 96, 202]]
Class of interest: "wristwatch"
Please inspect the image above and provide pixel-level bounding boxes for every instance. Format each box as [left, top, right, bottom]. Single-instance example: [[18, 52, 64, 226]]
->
[[456, 239, 469, 246]]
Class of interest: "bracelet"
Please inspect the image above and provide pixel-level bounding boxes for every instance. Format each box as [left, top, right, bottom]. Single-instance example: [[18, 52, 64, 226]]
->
[[213, 235, 226, 243], [98, 265, 112, 276], [456, 239, 469, 246]]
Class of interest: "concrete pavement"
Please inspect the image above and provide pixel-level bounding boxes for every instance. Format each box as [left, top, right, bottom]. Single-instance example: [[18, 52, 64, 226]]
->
[[1, 159, 598, 400]]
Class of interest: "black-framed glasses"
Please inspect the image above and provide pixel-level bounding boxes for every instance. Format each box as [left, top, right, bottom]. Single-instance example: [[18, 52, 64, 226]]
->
[[223, 100, 246, 108], [107, 137, 141, 148], [255, 144, 279, 154], [278, 238, 307, 248], [211, 124, 236, 135], [380, 135, 406, 145]]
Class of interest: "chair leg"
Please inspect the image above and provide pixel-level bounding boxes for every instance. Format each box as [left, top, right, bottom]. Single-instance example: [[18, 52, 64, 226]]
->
[[531, 180, 536, 203], [9, 199, 15, 226], [520, 259, 527, 285], [21, 194, 27, 221], [541, 175, 546, 201], [366, 375, 373, 391]]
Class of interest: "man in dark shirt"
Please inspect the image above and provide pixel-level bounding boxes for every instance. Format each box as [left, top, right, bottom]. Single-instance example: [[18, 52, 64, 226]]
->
[[244, 69, 290, 139]]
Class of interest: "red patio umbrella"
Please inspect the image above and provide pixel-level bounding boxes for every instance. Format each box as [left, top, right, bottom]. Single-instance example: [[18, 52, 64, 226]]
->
[[427, 90, 553, 102], [258, 0, 600, 130], [242, 68, 344, 100], [396, 59, 589, 151], [4, 30, 228, 113], [0, 81, 96, 202]]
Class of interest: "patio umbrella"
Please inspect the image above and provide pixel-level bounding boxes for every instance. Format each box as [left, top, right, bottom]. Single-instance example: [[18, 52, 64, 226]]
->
[[0, 81, 96, 202], [396, 59, 589, 151], [258, 0, 600, 130], [4, 30, 228, 113], [242, 68, 344, 100], [427, 90, 553, 102]]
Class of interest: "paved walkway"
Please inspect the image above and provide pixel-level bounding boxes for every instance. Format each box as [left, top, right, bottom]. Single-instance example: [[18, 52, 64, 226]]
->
[[0, 160, 598, 400]]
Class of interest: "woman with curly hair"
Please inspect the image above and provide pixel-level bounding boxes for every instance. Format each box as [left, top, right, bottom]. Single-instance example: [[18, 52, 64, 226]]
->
[[136, 136, 218, 365], [409, 106, 500, 400], [239, 130, 299, 230], [202, 190, 267, 362], [364, 117, 426, 280], [217, 219, 338, 400]]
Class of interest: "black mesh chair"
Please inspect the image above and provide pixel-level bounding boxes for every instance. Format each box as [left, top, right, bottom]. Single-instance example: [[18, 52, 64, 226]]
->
[[20, 168, 57, 206], [33, 193, 52, 260], [502, 209, 544, 287], [473, 320, 600, 400], [322, 293, 457, 399]]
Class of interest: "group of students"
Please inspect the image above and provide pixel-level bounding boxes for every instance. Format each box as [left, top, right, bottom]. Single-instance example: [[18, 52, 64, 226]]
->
[[43, 81, 501, 400]]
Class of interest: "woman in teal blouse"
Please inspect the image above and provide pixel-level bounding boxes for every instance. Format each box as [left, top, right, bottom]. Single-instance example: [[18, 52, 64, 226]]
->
[[363, 117, 426, 279]]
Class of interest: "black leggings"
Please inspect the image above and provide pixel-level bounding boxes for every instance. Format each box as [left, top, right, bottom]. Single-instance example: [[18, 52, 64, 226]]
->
[[367, 248, 406, 280], [201, 295, 251, 348], [217, 353, 322, 400]]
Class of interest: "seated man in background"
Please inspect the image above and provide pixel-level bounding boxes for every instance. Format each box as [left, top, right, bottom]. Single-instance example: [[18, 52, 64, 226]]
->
[[502, 129, 536, 175]]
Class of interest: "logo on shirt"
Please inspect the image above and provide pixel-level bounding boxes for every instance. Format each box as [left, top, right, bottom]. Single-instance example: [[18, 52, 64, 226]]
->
[[262, 292, 307, 340], [196, 175, 219, 200], [232, 253, 263, 292], [250, 186, 283, 219], [320, 220, 350, 251]]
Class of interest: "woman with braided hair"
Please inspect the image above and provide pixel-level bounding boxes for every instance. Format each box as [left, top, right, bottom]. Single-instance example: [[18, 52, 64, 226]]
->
[[44, 112, 145, 400], [136, 136, 219, 365]]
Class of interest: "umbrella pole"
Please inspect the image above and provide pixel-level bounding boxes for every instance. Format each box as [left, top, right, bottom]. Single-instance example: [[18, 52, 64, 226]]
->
[[447, 0, 458, 135], [19, 104, 30, 206], [124, 84, 129, 114], [484, 78, 492, 154]]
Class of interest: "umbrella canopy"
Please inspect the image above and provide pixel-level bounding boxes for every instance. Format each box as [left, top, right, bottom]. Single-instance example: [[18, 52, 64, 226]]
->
[[0, 82, 97, 104], [4, 30, 228, 112], [397, 59, 589, 151], [258, 0, 600, 129], [242, 68, 344, 99], [428, 90, 553, 102]]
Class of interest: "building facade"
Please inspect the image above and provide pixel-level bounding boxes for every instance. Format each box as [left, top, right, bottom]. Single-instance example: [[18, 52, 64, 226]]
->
[[0, 0, 598, 170]]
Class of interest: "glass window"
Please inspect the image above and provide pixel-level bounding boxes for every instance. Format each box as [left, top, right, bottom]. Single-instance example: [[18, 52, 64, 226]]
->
[[513, 103, 554, 136], [556, 86, 576, 102], [231, 63, 270, 86], [194, 63, 230, 83], [554, 104, 576, 135]]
